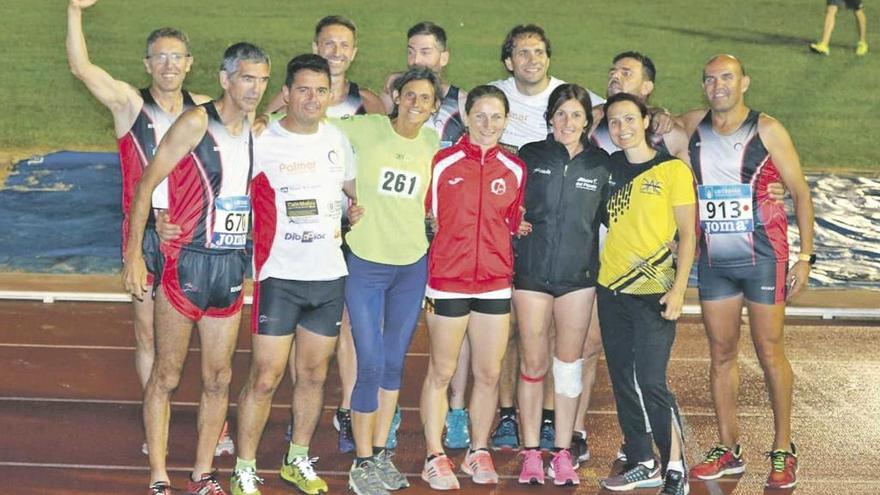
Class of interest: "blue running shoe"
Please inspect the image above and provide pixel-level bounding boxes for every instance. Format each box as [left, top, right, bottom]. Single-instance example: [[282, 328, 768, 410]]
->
[[333, 408, 355, 454], [490, 415, 520, 450], [539, 420, 555, 451], [385, 406, 401, 450], [443, 408, 471, 449]]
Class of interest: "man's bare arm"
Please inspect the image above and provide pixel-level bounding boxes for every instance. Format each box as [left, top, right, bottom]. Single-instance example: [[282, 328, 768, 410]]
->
[[66, 0, 141, 135], [122, 107, 207, 297], [360, 88, 387, 115], [759, 114, 815, 300]]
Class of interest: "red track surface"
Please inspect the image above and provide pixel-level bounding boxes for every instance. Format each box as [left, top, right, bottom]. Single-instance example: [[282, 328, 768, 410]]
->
[[1, 300, 878, 494]]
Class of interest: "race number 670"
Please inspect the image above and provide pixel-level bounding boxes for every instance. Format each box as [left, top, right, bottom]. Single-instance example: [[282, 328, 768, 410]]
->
[[225, 212, 248, 231]]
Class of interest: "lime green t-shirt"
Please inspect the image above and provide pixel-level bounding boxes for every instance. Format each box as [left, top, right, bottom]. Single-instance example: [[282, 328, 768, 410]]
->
[[334, 114, 440, 265]]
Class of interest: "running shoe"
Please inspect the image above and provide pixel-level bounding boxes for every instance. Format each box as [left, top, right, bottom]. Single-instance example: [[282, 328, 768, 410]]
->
[[490, 415, 520, 450], [690, 444, 745, 480], [659, 469, 689, 495], [809, 42, 830, 55], [856, 41, 869, 56], [443, 408, 470, 449], [421, 454, 460, 490], [570, 431, 590, 466], [374, 449, 410, 490], [230, 467, 263, 495], [215, 421, 235, 456], [460, 449, 498, 485], [148, 481, 172, 495], [614, 444, 627, 464], [280, 454, 328, 494], [333, 408, 355, 454], [187, 472, 227, 495], [386, 406, 402, 450], [349, 459, 390, 495], [600, 463, 662, 491], [518, 448, 545, 485], [547, 448, 579, 486], [539, 419, 555, 451], [765, 443, 798, 489]]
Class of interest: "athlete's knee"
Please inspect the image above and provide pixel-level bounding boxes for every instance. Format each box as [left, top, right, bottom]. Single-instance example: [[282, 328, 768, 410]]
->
[[553, 357, 584, 398], [351, 367, 382, 413], [248, 365, 285, 398], [471, 361, 502, 388], [202, 366, 233, 395], [297, 360, 331, 387], [149, 362, 184, 394], [519, 350, 549, 379], [427, 359, 458, 388], [381, 365, 403, 391]]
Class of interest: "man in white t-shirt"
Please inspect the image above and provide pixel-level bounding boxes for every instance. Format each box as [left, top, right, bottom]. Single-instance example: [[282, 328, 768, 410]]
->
[[230, 54, 356, 495], [489, 24, 602, 151]]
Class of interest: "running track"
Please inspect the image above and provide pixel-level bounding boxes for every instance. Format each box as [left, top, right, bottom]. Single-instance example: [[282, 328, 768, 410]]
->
[[1, 300, 878, 494]]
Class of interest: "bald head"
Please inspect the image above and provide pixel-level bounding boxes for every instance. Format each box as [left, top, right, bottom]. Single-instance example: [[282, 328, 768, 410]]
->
[[704, 54, 746, 78]]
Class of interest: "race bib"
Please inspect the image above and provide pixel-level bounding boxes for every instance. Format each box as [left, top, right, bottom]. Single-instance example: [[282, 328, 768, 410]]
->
[[211, 195, 250, 249], [698, 184, 754, 234], [378, 168, 421, 198]]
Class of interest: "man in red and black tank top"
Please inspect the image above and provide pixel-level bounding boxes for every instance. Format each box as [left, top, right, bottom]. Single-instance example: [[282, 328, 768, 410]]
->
[[66, 0, 209, 421], [679, 55, 815, 490], [121, 42, 270, 494]]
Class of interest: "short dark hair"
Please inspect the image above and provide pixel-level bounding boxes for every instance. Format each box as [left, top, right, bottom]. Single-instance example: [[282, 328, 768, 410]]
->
[[407, 21, 447, 51], [465, 85, 509, 116], [389, 66, 441, 119], [314, 15, 357, 42], [545, 84, 594, 136], [220, 42, 270, 75], [603, 92, 649, 119], [612, 51, 656, 83], [284, 54, 330, 88], [145, 27, 190, 56], [500, 24, 552, 66]]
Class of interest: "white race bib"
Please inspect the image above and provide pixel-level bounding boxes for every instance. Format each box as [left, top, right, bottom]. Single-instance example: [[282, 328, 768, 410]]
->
[[698, 184, 754, 234], [211, 195, 250, 249], [378, 168, 421, 198]]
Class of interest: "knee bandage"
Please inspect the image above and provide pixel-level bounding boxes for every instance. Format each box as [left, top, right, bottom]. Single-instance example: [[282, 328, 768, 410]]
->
[[553, 357, 584, 398]]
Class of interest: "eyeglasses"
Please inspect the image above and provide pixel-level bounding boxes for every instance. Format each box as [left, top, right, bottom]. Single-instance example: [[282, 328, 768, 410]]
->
[[146, 52, 190, 64]]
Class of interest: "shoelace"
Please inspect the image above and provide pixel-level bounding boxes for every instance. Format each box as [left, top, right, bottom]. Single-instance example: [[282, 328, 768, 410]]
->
[[520, 449, 542, 467], [661, 472, 683, 494], [432, 455, 456, 476], [293, 456, 321, 481], [470, 451, 494, 472], [193, 473, 224, 495], [498, 417, 517, 435], [703, 445, 729, 462], [149, 481, 172, 495], [765, 450, 790, 472], [552, 449, 573, 469], [235, 468, 264, 492]]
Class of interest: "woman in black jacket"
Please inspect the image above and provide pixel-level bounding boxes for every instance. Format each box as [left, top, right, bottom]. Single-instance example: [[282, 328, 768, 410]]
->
[[512, 83, 611, 486]]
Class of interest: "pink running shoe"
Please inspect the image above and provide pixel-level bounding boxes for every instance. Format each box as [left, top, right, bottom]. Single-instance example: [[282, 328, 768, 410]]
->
[[461, 449, 498, 485], [547, 449, 580, 486], [421, 454, 460, 490], [518, 448, 545, 485]]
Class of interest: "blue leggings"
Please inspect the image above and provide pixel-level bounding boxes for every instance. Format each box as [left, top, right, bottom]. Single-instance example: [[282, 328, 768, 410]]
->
[[345, 253, 427, 413]]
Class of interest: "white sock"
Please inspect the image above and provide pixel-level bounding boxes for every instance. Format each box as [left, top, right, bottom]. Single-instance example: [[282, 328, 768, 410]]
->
[[639, 459, 655, 469], [667, 460, 684, 473]]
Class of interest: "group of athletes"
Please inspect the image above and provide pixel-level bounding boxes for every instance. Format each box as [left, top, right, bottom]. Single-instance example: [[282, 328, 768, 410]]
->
[[66, 1, 816, 495]]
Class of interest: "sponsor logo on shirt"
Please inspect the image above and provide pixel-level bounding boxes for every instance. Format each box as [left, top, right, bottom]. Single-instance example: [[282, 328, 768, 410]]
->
[[640, 178, 663, 195], [448, 177, 464, 185], [284, 231, 327, 242], [230, 284, 242, 293], [280, 161, 317, 175], [534, 168, 552, 175], [575, 177, 599, 191], [490, 178, 507, 195]]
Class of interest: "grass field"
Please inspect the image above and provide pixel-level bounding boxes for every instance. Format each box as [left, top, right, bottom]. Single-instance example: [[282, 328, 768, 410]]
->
[[0, 0, 877, 171]]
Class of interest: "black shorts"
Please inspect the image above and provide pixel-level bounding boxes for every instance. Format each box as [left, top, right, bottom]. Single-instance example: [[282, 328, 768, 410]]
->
[[514, 274, 591, 298], [424, 297, 511, 318], [160, 247, 248, 321], [828, 0, 863, 10], [698, 260, 787, 305], [253, 277, 345, 337], [142, 227, 162, 285]]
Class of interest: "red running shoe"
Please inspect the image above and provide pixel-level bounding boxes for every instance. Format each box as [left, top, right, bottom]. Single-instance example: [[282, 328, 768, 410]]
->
[[765, 443, 798, 489], [187, 472, 227, 495], [690, 444, 745, 480]]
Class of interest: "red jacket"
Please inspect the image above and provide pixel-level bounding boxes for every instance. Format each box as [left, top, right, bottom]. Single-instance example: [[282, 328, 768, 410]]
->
[[426, 134, 527, 293]]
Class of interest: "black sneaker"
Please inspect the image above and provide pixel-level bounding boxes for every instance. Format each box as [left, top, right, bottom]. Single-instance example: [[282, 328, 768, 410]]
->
[[601, 463, 662, 491], [333, 408, 355, 454], [658, 469, 689, 495], [570, 431, 590, 466], [490, 415, 520, 450]]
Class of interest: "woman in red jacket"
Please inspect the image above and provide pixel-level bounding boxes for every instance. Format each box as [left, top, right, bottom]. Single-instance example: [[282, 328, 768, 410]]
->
[[419, 85, 527, 491]]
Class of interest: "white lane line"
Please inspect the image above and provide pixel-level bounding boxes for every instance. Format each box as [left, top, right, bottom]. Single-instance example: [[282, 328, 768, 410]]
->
[[0, 396, 776, 417], [0, 462, 875, 485]]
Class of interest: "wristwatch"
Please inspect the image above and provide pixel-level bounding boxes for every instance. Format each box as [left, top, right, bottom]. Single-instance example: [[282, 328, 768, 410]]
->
[[797, 253, 816, 265]]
